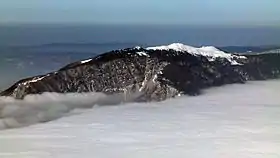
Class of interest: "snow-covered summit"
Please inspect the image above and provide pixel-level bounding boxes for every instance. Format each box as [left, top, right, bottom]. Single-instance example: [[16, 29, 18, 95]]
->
[[147, 43, 246, 65]]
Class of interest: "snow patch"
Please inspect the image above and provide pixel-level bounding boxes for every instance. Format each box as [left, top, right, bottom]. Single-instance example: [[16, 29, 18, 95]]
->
[[29, 76, 45, 83], [22, 76, 46, 85], [80, 59, 92, 64], [147, 43, 247, 65], [136, 51, 149, 57], [134, 46, 141, 49]]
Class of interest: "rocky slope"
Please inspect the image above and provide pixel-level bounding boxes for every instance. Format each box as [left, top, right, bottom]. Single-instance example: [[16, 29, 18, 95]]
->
[[1, 43, 280, 101]]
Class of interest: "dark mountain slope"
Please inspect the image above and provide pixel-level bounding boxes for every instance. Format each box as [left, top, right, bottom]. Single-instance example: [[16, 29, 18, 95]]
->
[[1, 44, 280, 101]]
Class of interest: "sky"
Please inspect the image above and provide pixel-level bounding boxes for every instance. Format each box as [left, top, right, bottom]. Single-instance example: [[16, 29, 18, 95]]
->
[[0, 0, 279, 26]]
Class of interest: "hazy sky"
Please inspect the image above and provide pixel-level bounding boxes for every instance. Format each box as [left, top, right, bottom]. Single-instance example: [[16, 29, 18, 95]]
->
[[0, 0, 279, 25]]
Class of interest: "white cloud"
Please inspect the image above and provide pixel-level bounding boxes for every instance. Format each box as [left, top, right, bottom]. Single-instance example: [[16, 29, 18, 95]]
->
[[0, 80, 280, 157]]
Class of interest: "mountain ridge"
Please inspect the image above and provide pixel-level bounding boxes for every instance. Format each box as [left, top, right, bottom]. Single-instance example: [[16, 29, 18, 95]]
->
[[1, 43, 280, 101]]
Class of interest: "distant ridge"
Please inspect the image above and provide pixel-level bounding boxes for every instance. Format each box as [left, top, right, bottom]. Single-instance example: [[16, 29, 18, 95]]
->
[[2, 42, 280, 54], [218, 46, 280, 53], [33, 42, 144, 47], [2, 42, 145, 54], [8, 42, 144, 48]]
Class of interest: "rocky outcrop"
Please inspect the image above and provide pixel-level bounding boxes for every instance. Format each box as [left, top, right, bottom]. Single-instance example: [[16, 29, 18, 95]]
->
[[1, 43, 280, 101]]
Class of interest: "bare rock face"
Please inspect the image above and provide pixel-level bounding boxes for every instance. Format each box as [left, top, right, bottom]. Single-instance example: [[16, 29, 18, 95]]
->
[[1, 43, 280, 101]]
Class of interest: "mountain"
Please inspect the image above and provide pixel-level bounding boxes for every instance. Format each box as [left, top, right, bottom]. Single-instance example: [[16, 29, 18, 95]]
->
[[1, 43, 280, 101]]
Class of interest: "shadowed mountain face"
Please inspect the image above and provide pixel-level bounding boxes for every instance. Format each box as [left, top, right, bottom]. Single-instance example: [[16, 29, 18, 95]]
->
[[1, 44, 280, 101]]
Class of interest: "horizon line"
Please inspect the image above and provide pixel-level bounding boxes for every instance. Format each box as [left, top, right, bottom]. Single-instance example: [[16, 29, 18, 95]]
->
[[1, 22, 280, 28]]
